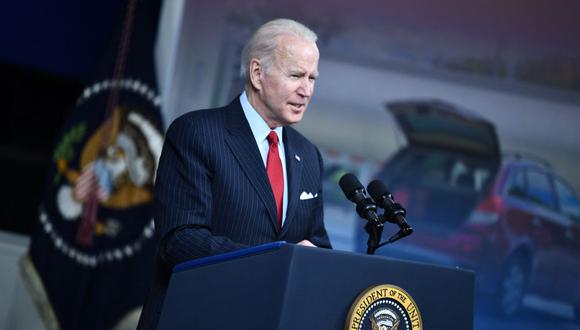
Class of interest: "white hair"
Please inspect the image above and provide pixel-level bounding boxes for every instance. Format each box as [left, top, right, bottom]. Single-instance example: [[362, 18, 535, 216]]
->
[[240, 18, 317, 80]]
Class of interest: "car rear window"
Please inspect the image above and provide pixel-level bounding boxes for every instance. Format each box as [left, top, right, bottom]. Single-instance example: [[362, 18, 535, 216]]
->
[[377, 149, 496, 230]]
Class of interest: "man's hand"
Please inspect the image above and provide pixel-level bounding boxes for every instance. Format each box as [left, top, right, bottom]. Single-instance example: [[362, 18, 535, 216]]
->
[[297, 240, 317, 247]]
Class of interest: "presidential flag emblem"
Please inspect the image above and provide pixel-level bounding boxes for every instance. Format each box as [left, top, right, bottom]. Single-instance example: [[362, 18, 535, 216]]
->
[[41, 79, 163, 265]]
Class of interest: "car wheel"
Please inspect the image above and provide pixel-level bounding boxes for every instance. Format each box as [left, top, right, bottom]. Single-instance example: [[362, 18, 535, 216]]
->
[[497, 256, 528, 317]]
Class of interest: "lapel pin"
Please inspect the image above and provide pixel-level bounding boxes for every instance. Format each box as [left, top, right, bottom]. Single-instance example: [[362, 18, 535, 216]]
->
[[295, 154, 301, 161]]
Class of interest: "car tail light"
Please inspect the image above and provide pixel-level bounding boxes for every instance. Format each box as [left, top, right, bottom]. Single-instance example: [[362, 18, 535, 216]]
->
[[467, 195, 502, 225]]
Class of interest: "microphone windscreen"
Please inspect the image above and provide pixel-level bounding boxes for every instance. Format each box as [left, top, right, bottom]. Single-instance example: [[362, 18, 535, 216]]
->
[[338, 173, 363, 199], [367, 179, 390, 201]]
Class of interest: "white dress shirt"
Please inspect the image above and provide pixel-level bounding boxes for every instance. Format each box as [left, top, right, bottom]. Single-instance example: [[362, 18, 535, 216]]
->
[[239, 91, 289, 225]]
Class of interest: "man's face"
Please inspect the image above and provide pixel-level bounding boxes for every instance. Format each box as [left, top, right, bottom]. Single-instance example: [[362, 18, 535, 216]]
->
[[253, 35, 319, 128]]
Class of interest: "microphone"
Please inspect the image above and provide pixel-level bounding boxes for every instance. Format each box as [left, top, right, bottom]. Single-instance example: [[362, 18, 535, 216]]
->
[[338, 173, 381, 224], [367, 179, 413, 240]]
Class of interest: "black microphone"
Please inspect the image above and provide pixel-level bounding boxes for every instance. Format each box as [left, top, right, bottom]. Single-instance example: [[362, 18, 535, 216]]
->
[[367, 179, 413, 238], [338, 173, 381, 224]]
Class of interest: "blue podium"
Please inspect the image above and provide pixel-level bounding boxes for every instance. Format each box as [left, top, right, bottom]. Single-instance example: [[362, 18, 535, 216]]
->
[[157, 242, 474, 329]]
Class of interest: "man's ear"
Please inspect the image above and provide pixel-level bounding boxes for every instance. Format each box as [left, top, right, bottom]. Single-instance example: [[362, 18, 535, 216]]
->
[[249, 59, 263, 91]]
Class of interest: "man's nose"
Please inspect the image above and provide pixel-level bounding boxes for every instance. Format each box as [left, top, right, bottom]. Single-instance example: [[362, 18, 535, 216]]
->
[[297, 79, 314, 98]]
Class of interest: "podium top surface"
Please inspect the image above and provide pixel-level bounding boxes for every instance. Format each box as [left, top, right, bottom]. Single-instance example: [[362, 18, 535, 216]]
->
[[172, 241, 287, 272]]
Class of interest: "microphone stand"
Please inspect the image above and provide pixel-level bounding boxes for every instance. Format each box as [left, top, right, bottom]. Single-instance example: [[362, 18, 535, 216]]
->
[[365, 220, 384, 255], [365, 203, 413, 255]]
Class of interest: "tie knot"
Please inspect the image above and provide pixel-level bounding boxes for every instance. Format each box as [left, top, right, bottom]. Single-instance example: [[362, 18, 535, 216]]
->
[[267, 131, 279, 145]]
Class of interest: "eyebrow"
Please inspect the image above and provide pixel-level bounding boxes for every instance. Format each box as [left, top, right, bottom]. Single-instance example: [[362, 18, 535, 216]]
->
[[288, 69, 319, 77]]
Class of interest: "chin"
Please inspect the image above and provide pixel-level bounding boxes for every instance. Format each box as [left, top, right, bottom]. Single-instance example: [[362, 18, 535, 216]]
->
[[286, 114, 304, 125]]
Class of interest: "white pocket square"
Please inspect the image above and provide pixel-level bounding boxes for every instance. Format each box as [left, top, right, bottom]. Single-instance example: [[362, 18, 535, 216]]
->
[[299, 191, 318, 200]]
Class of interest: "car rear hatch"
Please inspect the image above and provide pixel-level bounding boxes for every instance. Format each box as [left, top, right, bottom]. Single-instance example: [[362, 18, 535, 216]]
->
[[387, 99, 500, 158], [378, 99, 501, 233]]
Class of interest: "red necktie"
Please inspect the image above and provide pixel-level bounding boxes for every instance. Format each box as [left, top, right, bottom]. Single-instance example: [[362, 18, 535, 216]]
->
[[266, 131, 284, 229]]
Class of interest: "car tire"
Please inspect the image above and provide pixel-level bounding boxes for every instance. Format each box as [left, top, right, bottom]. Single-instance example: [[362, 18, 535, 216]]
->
[[496, 255, 529, 317]]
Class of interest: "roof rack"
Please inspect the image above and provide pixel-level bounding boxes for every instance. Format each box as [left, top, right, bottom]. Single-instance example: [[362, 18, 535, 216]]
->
[[502, 150, 552, 168]]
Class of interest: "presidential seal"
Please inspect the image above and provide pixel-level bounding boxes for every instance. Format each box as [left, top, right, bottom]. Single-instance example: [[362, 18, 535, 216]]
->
[[346, 284, 422, 330]]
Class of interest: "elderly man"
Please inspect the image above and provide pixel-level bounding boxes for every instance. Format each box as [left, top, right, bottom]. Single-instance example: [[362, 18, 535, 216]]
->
[[137, 18, 331, 329]]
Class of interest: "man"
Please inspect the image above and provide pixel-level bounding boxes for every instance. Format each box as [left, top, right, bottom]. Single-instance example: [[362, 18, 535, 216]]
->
[[137, 18, 331, 329]]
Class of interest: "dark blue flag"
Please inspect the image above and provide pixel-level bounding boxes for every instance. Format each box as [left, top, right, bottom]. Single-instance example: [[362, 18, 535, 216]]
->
[[21, 1, 164, 329]]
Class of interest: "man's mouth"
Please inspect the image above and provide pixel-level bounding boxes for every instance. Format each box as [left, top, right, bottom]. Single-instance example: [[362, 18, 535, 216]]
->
[[289, 103, 305, 111]]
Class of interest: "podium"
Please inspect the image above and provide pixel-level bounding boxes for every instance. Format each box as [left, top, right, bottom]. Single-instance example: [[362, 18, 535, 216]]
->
[[157, 242, 474, 329]]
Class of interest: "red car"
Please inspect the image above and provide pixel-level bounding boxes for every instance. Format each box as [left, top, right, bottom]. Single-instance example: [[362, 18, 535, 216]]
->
[[365, 99, 580, 317]]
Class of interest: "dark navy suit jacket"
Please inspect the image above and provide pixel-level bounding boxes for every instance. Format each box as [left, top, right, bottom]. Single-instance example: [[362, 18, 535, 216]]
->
[[137, 97, 331, 329]]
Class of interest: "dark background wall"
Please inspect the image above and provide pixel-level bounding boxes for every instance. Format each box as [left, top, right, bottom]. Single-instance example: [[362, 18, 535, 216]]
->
[[0, 1, 124, 234]]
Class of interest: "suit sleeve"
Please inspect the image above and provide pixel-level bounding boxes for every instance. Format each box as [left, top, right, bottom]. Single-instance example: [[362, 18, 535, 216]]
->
[[154, 117, 247, 267], [308, 147, 332, 249]]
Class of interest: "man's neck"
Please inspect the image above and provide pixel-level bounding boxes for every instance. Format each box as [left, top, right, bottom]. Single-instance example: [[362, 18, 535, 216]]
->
[[245, 87, 276, 129]]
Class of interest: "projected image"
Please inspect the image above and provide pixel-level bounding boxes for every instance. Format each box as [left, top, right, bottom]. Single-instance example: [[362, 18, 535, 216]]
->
[[353, 99, 580, 319], [156, 1, 580, 328]]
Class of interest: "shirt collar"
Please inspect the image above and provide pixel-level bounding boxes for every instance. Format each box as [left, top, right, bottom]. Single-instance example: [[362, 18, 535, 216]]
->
[[240, 91, 283, 144]]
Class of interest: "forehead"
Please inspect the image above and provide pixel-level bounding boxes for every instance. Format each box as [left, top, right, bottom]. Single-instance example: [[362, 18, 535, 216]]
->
[[274, 35, 319, 70]]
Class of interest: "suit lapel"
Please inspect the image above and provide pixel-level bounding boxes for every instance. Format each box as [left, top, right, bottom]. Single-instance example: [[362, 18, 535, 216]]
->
[[223, 99, 279, 229], [281, 128, 302, 234]]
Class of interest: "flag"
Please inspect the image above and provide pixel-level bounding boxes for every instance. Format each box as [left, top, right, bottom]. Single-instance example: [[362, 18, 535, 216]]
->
[[21, 0, 164, 329]]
